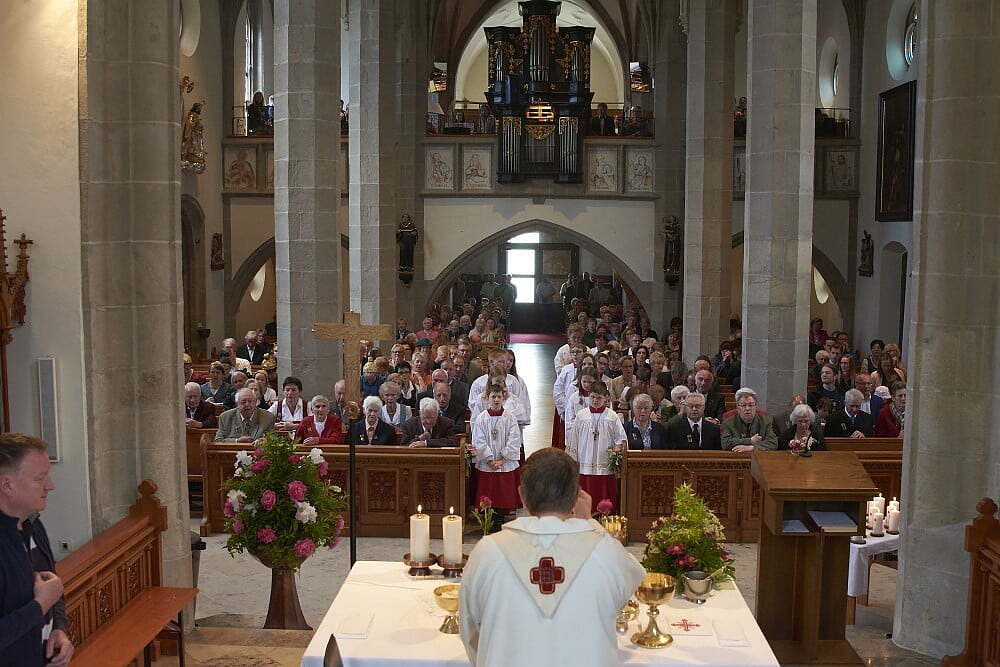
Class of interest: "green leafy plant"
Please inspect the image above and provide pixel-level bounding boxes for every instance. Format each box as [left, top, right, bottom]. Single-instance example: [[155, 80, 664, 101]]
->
[[606, 446, 624, 475], [471, 496, 495, 535], [641, 483, 735, 590], [223, 432, 347, 571]]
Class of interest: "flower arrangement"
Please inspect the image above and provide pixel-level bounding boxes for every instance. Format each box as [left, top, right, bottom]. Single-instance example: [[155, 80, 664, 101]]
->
[[607, 446, 624, 475], [641, 483, 734, 590], [595, 498, 614, 517], [464, 442, 477, 477], [224, 432, 347, 571], [471, 496, 495, 535]]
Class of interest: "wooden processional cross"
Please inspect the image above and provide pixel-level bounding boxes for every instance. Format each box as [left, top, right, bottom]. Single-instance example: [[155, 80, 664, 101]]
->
[[312, 311, 393, 403]]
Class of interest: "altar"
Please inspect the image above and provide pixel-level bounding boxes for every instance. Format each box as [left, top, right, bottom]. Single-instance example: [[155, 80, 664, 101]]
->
[[301, 561, 778, 667]]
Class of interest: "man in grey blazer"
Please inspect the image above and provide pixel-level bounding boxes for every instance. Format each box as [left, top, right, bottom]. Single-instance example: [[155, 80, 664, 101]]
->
[[216, 388, 276, 442]]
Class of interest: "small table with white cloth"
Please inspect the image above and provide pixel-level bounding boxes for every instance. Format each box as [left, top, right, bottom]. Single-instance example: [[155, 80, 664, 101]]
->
[[846, 533, 899, 624], [301, 561, 779, 667]]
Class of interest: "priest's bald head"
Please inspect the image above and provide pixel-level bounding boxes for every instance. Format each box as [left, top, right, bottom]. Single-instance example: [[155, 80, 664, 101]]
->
[[518, 448, 581, 517]]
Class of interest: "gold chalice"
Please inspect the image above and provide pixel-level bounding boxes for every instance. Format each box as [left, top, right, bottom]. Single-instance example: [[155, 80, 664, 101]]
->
[[631, 573, 675, 648], [433, 584, 461, 634]]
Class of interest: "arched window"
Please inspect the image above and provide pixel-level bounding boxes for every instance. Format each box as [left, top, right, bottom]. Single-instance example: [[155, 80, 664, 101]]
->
[[903, 4, 918, 68], [243, 12, 253, 104], [832, 55, 840, 97]]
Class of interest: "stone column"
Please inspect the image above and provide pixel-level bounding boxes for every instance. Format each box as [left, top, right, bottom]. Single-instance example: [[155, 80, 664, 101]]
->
[[78, 0, 190, 586], [649, 0, 686, 332], [274, 0, 343, 391], [894, 1, 1000, 658], [348, 0, 398, 330], [683, 0, 737, 362], [740, 0, 816, 411]]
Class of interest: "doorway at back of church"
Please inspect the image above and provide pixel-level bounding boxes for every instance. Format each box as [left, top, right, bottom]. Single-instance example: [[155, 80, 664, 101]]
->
[[499, 232, 573, 335]]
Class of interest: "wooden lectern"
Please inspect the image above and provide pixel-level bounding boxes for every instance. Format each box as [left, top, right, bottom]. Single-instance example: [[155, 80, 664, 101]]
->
[[751, 451, 877, 664]]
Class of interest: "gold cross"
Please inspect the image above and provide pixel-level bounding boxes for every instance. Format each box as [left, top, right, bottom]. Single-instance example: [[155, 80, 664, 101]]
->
[[312, 311, 393, 404]]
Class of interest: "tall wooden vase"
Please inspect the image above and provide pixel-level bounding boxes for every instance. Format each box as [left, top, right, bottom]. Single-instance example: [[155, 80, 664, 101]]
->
[[252, 551, 311, 630]]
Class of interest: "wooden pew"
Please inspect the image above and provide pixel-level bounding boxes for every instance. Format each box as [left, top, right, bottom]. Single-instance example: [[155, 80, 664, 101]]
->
[[620, 439, 903, 543], [186, 428, 215, 512], [57, 481, 198, 666], [201, 442, 467, 538], [943, 497, 1000, 667]]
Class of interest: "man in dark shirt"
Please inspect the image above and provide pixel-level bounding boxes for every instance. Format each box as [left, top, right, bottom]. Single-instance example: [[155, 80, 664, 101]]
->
[[0, 433, 73, 665]]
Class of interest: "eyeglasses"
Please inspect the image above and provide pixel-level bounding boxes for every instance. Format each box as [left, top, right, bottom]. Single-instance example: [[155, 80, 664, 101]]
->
[[736, 403, 756, 408]]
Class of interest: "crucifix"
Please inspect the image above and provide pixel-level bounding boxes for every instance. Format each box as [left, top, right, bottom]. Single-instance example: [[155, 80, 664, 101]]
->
[[312, 311, 393, 404], [311, 310, 393, 568]]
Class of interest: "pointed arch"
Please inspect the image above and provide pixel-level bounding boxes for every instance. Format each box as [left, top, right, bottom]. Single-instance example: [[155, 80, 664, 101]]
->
[[225, 237, 275, 334], [425, 218, 650, 315], [181, 195, 207, 356]]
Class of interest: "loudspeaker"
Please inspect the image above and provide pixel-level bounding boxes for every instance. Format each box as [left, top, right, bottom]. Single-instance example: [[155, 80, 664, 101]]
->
[[36, 357, 59, 460]]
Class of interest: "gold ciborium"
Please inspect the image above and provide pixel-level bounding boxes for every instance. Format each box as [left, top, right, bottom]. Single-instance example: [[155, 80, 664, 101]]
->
[[433, 584, 461, 634], [631, 573, 675, 648]]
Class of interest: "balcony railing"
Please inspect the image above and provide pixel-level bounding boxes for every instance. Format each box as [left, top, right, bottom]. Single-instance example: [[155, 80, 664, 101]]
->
[[734, 106, 853, 139]]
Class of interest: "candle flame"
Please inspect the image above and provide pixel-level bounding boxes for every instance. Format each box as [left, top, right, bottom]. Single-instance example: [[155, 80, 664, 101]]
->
[[449, 506, 454, 514], [417, 504, 422, 513]]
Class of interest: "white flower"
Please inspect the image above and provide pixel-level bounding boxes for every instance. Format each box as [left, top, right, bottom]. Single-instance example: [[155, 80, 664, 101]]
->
[[331, 485, 342, 493], [308, 448, 324, 464], [294, 501, 318, 524], [235, 450, 254, 467], [244, 502, 258, 516], [227, 489, 247, 511]]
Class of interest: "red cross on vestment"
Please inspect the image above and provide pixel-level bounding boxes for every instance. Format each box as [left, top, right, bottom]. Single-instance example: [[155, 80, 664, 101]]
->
[[671, 619, 701, 632], [529, 556, 566, 594]]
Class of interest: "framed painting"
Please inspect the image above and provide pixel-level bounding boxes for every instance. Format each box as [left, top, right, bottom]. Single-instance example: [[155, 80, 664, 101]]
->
[[625, 148, 654, 193], [461, 146, 492, 191], [223, 145, 258, 192], [875, 81, 916, 221], [264, 147, 275, 191], [425, 146, 455, 190], [587, 147, 618, 193], [824, 149, 859, 193]]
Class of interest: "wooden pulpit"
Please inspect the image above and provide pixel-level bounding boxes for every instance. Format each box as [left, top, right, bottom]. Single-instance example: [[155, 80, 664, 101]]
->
[[751, 451, 877, 664]]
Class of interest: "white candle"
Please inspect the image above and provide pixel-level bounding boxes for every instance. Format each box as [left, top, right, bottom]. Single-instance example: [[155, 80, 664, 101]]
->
[[888, 498, 900, 513], [873, 494, 885, 516], [887, 509, 901, 533], [870, 511, 884, 536], [409, 505, 430, 563], [443, 506, 463, 564], [866, 501, 875, 521]]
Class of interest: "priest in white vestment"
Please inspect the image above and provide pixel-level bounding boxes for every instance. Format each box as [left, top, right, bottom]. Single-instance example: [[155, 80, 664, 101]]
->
[[460, 448, 645, 667]]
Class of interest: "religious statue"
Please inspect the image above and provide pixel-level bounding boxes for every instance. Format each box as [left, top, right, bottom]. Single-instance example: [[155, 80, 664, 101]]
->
[[0, 210, 33, 430], [859, 230, 874, 277], [181, 101, 207, 174], [396, 214, 419, 286], [662, 215, 682, 286], [210, 233, 225, 271]]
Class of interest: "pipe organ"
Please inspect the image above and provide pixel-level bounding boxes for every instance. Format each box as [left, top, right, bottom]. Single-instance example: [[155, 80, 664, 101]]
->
[[485, 1, 594, 183]]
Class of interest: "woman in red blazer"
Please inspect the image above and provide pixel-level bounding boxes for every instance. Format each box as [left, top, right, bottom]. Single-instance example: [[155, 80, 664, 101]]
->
[[295, 395, 345, 444], [873, 382, 906, 438]]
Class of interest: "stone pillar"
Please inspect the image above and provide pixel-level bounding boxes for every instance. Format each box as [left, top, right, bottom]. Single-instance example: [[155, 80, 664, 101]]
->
[[78, 0, 190, 586], [740, 0, 816, 411], [274, 0, 343, 392], [894, 1, 1000, 658], [649, 1, 686, 333], [348, 0, 398, 330], [683, 0, 736, 362]]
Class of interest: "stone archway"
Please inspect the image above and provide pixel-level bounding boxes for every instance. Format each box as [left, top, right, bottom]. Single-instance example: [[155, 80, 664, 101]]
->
[[225, 237, 275, 335], [879, 241, 908, 345], [181, 195, 207, 358], [425, 219, 650, 316]]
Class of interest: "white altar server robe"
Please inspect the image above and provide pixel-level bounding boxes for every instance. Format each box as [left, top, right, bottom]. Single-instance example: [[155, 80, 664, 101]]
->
[[568, 407, 627, 475], [459, 516, 645, 667], [470, 410, 521, 473], [469, 373, 531, 423], [552, 363, 577, 419], [562, 389, 592, 449]]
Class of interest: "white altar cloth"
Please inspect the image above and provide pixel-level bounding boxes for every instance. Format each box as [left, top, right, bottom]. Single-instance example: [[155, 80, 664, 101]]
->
[[301, 561, 778, 667], [847, 533, 899, 597]]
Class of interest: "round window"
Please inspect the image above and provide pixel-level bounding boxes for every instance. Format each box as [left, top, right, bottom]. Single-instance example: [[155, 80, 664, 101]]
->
[[832, 56, 840, 97], [903, 5, 918, 67]]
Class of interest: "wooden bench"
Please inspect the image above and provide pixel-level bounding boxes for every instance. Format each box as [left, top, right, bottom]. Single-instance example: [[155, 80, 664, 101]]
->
[[943, 497, 1000, 666], [57, 480, 197, 666], [186, 428, 215, 512]]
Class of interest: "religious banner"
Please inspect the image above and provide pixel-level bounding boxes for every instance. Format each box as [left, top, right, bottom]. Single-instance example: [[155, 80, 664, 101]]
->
[[425, 146, 455, 190], [876, 81, 916, 221]]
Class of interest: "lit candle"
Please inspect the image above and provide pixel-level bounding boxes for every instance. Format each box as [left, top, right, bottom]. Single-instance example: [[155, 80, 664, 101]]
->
[[443, 506, 463, 564], [873, 493, 885, 516], [870, 511, 884, 537], [410, 505, 430, 563], [887, 509, 901, 533], [888, 498, 900, 513], [866, 501, 875, 521]]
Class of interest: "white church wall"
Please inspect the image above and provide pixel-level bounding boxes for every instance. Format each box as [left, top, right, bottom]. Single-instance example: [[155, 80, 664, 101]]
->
[[0, 0, 92, 551], [230, 198, 277, 278], [422, 198, 656, 282], [853, 0, 917, 355], [816, 0, 851, 110], [182, 0, 226, 351]]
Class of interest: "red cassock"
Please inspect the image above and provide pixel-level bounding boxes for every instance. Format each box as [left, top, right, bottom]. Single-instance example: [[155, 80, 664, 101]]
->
[[294, 415, 345, 444], [551, 409, 565, 450], [578, 474, 618, 514], [473, 469, 522, 510]]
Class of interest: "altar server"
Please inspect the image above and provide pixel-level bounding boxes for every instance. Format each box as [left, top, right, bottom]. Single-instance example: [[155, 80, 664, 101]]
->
[[567, 381, 626, 514], [563, 369, 599, 451], [470, 373, 528, 427], [470, 385, 523, 516], [460, 448, 644, 667]]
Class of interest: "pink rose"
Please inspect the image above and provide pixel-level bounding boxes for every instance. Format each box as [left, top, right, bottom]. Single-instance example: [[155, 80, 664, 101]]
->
[[721, 552, 731, 561], [253, 448, 264, 458], [257, 527, 277, 544], [260, 490, 277, 510], [667, 544, 684, 556], [293, 538, 316, 558], [328, 536, 342, 550], [223, 499, 235, 518], [317, 461, 329, 478], [232, 519, 245, 534], [335, 517, 345, 534], [596, 499, 614, 515], [478, 496, 492, 509], [289, 454, 302, 465], [287, 480, 308, 502], [251, 458, 270, 474]]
